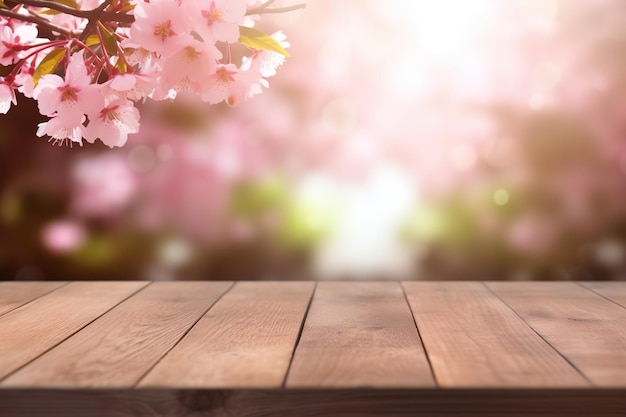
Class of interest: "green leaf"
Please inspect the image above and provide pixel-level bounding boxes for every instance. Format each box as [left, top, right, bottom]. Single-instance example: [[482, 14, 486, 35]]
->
[[115, 57, 127, 73], [238, 26, 290, 57], [85, 34, 100, 47], [97, 21, 119, 57], [119, 2, 135, 13], [33, 48, 66, 85]]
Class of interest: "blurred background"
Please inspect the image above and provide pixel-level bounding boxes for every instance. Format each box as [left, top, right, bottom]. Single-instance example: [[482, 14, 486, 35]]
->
[[2, 0, 626, 282]]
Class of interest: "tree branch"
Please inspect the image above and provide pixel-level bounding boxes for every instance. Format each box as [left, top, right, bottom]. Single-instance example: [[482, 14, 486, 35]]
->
[[0, 8, 75, 37], [16, 0, 93, 18], [14, 1, 134, 24], [246, 3, 306, 16]]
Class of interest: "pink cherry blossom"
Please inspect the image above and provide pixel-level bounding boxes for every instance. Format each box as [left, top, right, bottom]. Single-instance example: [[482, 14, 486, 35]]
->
[[36, 115, 86, 146], [157, 40, 220, 97], [201, 64, 261, 105], [0, 24, 39, 66], [84, 99, 140, 148], [191, 0, 247, 43], [0, 0, 295, 147], [130, 0, 192, 56], [108, 72, 156, 101], [36, 51, 104, 126], [15, 65, 37, 98], [0, 77, 16, 114]]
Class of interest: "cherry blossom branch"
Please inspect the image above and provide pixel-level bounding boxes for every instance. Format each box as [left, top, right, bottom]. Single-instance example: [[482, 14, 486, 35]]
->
[[17, 0, 97, 19], [79, 0, 115, 41], [15, 0, 134, 24], [245, 2, 305, 16], [93, 0, 114, 13], [1, 0, 297, 148], [0, 8, 75, 37], [255, 0, 278, 10]]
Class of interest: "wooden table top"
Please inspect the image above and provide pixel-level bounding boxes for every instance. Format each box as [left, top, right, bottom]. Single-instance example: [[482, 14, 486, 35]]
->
[[0, 281, 625, 417]]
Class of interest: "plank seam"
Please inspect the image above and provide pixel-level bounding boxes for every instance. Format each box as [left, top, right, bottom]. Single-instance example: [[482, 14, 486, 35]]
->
[[0, 281, 152, 383], [576, 282, 626, 310], [0, 282, 70, 318], [400, 281, 439, 388], [132, 281, 237, 388], [282, 281, 317, 388], [482, 282, 594, 387]]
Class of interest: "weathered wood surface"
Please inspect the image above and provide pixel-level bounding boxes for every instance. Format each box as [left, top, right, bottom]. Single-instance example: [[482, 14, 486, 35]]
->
[[0, 280, 625, 416], [0, 281, 66, 317], [3, 282, 232, 387], [580, 281, 626, 308], [0, 281, 147, 380], [286, 282, 434, 387], [403, 282, 588, 387], [487, 282, 626, 387], [139, 281, 315, 388]]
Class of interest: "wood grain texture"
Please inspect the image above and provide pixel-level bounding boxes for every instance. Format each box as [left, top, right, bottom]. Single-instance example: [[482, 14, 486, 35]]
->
[[286, 281, 434, 388], [0, 281, 147, 380], [2, 282, 232, 388], [403, 282, 587, 388], [2, 389, 625, 417], [0, 281, 66, 317], [487, 282, 626, 387], [139, 281, 315, 388], [580, 282, 626, 309]]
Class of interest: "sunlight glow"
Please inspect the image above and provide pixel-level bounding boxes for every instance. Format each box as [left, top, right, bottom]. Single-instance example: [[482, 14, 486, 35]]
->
[[411, 0, 496, 61], [314, 167, 417, 279]]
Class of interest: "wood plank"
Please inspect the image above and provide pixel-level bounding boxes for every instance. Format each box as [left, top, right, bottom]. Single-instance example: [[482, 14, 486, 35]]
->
[[487, 282, 626, 387], [1, 389, 625, 417], [1, 282, 232, 388], [580, 282, 626, 309], [286, 281, 434, 388], [403, 282, 587, 388], [139, 281, 315, 388], [0, 281, 66, 316], [0, 281, 147, 380]]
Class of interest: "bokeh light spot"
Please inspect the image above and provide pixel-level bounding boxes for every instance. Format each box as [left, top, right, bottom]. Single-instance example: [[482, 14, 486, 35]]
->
[[156, 144, 173, 162], [41, 220, 86, 254], [493, 188, 510, 206], [128, 145, 157, 172], [158, 239, 192, 268]]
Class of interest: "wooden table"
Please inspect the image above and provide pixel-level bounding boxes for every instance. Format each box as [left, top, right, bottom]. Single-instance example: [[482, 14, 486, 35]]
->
[[0, 281, 625, 416]]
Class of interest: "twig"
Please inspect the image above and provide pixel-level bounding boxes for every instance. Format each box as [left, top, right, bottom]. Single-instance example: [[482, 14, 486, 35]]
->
[[0, 8, 74, 37], [246, 2, 305, 16], [258, 0, 278, 10]]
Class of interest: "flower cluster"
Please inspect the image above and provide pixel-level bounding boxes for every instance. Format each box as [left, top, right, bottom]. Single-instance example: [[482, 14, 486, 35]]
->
[[0, 0, 296, 147]]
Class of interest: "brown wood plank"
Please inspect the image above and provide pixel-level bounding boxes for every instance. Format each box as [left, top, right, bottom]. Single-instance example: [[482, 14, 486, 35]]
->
[[0, 281, 66, 317], [487, 282, 626, 387], [286, 281, 434, 388], [2, 389, 625, 417], [139, 281, 315, 388], [580, 282, 626, 309], [0, 281, 147, 380], [403, 282, 587, 388], [1, 282, 232, 388]]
